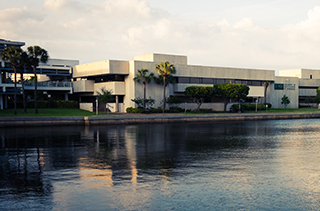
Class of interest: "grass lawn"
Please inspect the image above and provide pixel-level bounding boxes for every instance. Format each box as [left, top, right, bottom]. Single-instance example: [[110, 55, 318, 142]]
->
[[0, 108, 96, 117], [244, 107, 320, 113], [1, 107, 320, 117]]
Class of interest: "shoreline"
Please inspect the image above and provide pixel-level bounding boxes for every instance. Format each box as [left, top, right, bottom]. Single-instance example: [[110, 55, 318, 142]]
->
[[1, 112, 320, 127]]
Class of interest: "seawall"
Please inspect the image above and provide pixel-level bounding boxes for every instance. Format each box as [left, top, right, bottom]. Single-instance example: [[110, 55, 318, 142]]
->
[[1, 112, 320, 127]]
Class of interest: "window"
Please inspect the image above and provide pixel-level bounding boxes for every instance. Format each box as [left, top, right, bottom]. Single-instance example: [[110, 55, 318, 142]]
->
[[310, 75, 312, 79], [190, 78, 200, 84], [203, 78, 214, 84], [178, 77, 190, 83], [215, 79, 225, 84]]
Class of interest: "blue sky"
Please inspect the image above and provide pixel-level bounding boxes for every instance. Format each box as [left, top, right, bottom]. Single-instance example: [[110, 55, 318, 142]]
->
[[1, 0, 320, 73]]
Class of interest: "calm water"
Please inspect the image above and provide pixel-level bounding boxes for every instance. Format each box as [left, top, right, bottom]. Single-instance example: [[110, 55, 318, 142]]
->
[[1, 119, 320, 210]]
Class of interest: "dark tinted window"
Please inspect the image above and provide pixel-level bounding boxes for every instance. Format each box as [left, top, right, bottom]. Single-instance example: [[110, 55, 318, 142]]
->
[[178, 77, 190, 83], [203, 78, 214, 84], [190, 78, 200, 84]]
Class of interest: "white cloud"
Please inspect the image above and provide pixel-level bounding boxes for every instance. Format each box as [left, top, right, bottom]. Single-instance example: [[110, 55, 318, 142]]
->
[[2, 1, 320, 71], [43, 0, 82, 14], [0, 6, 44, 22]]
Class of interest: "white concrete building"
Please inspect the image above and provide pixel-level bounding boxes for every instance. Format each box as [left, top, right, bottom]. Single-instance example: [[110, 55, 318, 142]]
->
[[73, 53, 275, 112], [270, 68, 320, 108], [2, 38, 320, 112]]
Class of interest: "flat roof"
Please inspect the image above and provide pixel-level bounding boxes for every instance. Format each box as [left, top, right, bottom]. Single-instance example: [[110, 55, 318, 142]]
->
[[0, 38, 25, 47]]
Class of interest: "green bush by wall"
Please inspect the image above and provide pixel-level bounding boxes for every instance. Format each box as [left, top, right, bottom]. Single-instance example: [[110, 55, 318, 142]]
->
[[27, 100, 78, 108], [231, 103, 271, 111]]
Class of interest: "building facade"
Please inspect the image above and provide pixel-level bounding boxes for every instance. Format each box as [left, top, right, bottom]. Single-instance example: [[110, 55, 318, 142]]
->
[[0, 38, 79, 109], [2, 37, 320, 112], [73, 53, 276, 112]]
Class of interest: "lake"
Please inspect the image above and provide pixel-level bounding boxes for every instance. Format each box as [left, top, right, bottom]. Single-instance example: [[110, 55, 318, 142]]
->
[[1, 119, 320, 210]]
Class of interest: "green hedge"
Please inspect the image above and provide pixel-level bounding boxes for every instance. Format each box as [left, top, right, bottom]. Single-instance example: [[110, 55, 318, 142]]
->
[[27, 100, 50, 108], [56, 100, 78, 108], [231, 103, 271, 111], [126, 107, 145, 113], [126, 107, 174, 113], [27, 100, 78, 108]]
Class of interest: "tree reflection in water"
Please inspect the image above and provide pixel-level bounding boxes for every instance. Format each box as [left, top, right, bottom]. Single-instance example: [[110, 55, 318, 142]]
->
[[1, 120, 320, 210]]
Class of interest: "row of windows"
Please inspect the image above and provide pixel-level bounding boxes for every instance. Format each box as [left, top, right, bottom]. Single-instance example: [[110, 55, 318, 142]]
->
[[176, 77, 263, 86], [90, 75, 125, 83]]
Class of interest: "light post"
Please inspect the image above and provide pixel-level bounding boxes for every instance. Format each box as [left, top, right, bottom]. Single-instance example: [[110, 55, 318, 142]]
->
[[96, 98, 98, 115], [266, 104, 268, 113]]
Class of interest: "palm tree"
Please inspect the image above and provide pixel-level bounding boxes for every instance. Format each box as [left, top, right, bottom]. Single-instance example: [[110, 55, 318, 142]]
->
[[27, 46, 49, 114], [17, 52, 30, 113], [263, 81, 274, 104], [155, 61, 176, 113], [97, 88, 113, 115], [133, 68, 154, 109], [1, 46, 23, 115]]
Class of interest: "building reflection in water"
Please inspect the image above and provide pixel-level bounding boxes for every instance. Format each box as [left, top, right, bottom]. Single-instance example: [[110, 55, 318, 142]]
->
[[2, 120, 320, 209]]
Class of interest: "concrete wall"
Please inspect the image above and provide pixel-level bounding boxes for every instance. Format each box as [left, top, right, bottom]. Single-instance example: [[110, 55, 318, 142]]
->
[[73, 60, 129, 78], [270, 76, 299, 108], [175, 64, 275, 81], [299, 79, 320, 87], [176, 102, 225, 111], [94, 82, 125, 95], [247, 86, 264, 97], [80, 102, 93, 112], [73, 80, 94, 93], [134, 53, 188, 65], [301, 69, 320, 79], [279, 69, 302, 78]]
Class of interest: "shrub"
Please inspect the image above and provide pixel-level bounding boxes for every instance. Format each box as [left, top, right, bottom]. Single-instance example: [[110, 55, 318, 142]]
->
[[131, 97, 155, 108], [168, 106, 184, 113], [126, 107, 145, 113], [166, 96, 184, 107], [149, 107, 163, 113], [199, 108, 214, 113], [56, 100, 78, 108], [264, 103, 272, 109], [27, 100, 50, 108], [27, 100, 78, 108], [231, 103, 268, 112]]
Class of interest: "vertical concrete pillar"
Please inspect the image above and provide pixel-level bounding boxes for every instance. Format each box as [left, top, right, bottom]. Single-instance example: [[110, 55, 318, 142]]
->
[[4, 95, 7, 109], [0, 95, 3, 110], [116, 95, 119, 112], [65, 94, 68, 101]]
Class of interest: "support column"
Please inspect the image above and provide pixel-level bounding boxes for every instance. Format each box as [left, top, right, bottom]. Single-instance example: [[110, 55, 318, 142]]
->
[[0, 95, 3, 110], [116, 95, 119, 112], [65, 93, 68, 101], [4, 95, 7, 109]]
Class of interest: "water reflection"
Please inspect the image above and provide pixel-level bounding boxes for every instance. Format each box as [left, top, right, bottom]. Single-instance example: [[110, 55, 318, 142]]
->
[[1, 119, 320, 210]]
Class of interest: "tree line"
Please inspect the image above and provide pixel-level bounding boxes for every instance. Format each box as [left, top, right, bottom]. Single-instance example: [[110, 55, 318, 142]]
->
[[2, 45, 48, 115]]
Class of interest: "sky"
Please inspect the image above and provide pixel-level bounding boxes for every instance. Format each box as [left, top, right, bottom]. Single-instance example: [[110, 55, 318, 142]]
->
[[1, 0, 320, 74]]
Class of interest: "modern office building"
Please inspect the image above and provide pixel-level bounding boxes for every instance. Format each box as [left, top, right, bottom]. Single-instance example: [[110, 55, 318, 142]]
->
[[2, 37, 320, 111], [73, 53, 275, 112], [270, 69, 320, 108], [0, 38, 79, 109]]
